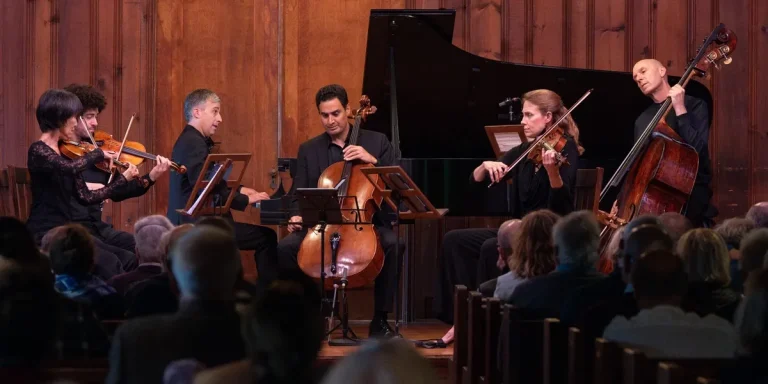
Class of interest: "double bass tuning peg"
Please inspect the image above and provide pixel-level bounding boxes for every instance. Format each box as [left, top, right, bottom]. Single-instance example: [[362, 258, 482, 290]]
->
[[723, 55, 733, 65]]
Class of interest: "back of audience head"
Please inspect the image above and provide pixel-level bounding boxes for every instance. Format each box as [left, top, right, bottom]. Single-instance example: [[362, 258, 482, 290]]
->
[[134, 215, 174, 264], [746, 202, 768, 228], [0, 216, 42, 263], [510, 210, 558, 278], [553, 210, 600, 268], [243, 270, 323, 384], [619, 224, 674, 282], [0, 259, 57, 367], [195, 216, 235, 236], [716, 217, 756, 251], [43, 224, 95, 277], [496, 219, 521, 257], [321, 338, 437, 384], [658, 212, 693, 246], [677, 228, 731, 287], [735, 269, 768, 355], [631, 249, 688, 309], [159, 224, 195, 272], [170, 225, 241, 300]]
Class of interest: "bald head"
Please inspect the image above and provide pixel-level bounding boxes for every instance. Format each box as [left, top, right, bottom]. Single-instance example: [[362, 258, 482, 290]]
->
[[497, 219, 522, 253], [747, 202, 768, 228], [170, 226, 241, 300], [633, 59, 668, 99]]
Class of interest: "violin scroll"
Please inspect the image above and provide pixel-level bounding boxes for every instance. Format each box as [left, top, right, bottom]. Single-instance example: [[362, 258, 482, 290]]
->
[[349, 95, 377, 121], [693, 24, 737, 76]]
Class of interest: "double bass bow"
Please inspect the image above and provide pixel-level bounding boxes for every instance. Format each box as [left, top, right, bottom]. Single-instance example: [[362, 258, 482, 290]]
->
[[296, 95, 386, 289], [596, 24, 737, 266]]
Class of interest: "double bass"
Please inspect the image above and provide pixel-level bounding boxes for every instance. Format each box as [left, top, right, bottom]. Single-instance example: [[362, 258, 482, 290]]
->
[[296, 96, 386, 289], [597, 24, 737, 264]]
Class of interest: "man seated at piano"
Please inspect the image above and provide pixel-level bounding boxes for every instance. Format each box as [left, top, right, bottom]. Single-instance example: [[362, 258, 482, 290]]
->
[[277, 84, 401, 338], [431, 89, 582, 346], [166, 89, 278, 283], [631, 59, 715, 228]]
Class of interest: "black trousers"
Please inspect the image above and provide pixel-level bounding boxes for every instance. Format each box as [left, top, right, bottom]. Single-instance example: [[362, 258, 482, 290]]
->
[[685, 184, 717, 228], [91, 224, 139, 272], [434, 228, 504, 324], [277, 225, 400, 314], [231, 220, 279, 284]]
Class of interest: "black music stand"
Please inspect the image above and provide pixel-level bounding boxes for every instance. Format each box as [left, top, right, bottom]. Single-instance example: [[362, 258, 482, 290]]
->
[[360, 166, 447, 337], [295, 188, 361, 346]]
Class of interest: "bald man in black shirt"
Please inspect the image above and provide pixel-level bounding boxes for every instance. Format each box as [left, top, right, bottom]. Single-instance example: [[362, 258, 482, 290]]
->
[[631, 59, 716, 227]]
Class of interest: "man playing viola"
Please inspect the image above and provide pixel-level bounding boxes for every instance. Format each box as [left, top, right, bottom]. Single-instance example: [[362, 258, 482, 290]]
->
[[277, 84, 400, 338], [631, 59, 715, 227], [166, 89, 278, 283], [63, 84, 172, 276]]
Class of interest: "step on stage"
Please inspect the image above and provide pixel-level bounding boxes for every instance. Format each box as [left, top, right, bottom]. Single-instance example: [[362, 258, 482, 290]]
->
[[317, 321, 453, 382]]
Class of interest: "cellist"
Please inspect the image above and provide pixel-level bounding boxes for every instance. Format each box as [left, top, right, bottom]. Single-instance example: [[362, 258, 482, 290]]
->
[[277, 84, 399, 338], [631, 59, 716, 227]]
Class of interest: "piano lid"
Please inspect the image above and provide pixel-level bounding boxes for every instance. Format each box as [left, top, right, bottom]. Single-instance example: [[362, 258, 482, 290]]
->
[[360, 9, 713, 170]]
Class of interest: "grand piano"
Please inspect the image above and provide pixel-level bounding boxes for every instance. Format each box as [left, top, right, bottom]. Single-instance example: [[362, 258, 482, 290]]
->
[[359, 9, 713, 216]]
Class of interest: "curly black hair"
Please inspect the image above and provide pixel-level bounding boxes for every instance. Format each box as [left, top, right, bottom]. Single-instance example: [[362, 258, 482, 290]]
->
[[63, 83, 107, 113], [315, 84, 348, 108]]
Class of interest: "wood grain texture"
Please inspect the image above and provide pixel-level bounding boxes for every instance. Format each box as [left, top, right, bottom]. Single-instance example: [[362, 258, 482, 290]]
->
[[468, 0, 503, 59], [753, 0, 768, 203]]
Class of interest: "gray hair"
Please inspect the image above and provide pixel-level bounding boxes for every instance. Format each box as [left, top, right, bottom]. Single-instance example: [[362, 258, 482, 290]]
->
[[133, 215, 174, 264], [170, 226, 241, 300], [553, 210, 600, 267], [183, 89, 220, 122], [741, 228, 768, 275], [715, 217, 756, 249], [321, 338, 437, 384], [747, 202, 768, 228]]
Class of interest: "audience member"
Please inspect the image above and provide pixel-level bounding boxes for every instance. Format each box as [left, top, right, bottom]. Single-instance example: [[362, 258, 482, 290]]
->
[[44, 224, 124, 319], [124, 224, 194, 317], [0, 216, 50, 274], [322, 338, 438, 384], [508, 210, 605, 318], [678, 229, 742, 321], [658, 212, 694, 246], [716, 217, 757, 292], [746, 202, 768, 228], [603, 249, 738, 358], [721, 269, 768, 383], [740, 228, 768, 294], [106, 225, 246, 384], [478, 219, 522, 297], [109, 215, 174, 295]]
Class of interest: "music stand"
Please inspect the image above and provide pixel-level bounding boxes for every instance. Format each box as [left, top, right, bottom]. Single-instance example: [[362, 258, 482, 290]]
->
[[295, 188, 361, 346], [177, 153, 252, 218], [360, 166, 447, 336], [485, 125, 528, 159]]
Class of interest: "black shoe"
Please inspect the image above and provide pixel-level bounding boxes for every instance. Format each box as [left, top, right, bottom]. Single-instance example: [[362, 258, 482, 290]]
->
[[368, 317, 396, 338]]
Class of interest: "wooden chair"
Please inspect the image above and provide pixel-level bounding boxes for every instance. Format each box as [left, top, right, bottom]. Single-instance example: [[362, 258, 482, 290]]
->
[[543, 318, 567, 384], [593, 338, 622, 384], [7, 165, 32, 221], [452, 285, 470, 384], [500, 305, 545, 384], [481, 298, 502, 384], [0, 168, 10, 216], [573, 167, 604, 213], [567, 327, 585, 384], [463, 291, 485, 384], [622, 348, 730, 384]]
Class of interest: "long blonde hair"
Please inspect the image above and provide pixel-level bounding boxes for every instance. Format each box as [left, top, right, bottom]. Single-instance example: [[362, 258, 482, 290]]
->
[[522, 89, 584, 155]]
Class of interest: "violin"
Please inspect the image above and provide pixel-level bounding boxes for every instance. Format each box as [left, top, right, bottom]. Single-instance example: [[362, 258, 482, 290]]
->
[[488, 89, 592, 187], [60, 128, 186, 174]]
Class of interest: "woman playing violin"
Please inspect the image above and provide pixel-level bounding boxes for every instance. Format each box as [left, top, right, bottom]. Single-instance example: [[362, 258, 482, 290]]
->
[[26, 89, 167, 280], [431, 89, 582, 345]]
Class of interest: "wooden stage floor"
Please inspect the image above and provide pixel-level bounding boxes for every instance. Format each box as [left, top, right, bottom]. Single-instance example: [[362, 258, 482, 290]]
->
[[317, 321, 453, 382]]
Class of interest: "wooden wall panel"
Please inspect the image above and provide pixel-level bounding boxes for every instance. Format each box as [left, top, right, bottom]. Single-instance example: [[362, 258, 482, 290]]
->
[[1, 1, 28, 168], [468, 0, 503, 59], [593, 0, 626, 71], [504, 0, 528, 62], [754, 1, 768, 203], [567, 0, 590, 68], [531, 0, 565, 65]]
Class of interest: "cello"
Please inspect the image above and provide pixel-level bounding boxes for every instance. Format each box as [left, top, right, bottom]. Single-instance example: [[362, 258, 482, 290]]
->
[[596, 24, 737, 266], [296, 96, 386, 289]]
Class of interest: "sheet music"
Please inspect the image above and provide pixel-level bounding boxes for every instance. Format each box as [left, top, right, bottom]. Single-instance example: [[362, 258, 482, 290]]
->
[[187, 163, 224, 214], [495, 132, 524, 152]]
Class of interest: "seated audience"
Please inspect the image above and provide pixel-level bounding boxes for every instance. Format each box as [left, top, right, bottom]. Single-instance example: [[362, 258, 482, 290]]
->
[[722, 269, 768, 383], [508, 210, 605, 318], [1, 216, 52, 278], [478, 219, 521, 297], [109, 215, 174, 295], [124, 224, 194, 317], [716, 217, 757, 292], [44, 224, 124, 319], [678, 228, 742, 321], [746, 202, 768, 228], [106, 225, 246, 384], [170, 271, 324, 384], [321, 338, 438, 384], [603, 249, 739, 358], [740, 228, 768, 294]]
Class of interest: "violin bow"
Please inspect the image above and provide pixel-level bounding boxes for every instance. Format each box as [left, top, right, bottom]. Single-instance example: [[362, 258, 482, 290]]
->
[[107, 114, 135, 184]]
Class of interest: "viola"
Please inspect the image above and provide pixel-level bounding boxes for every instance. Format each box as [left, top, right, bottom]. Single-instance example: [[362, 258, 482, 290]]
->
[[60, 129, 186, 174], [488, 89, 592, 187]]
